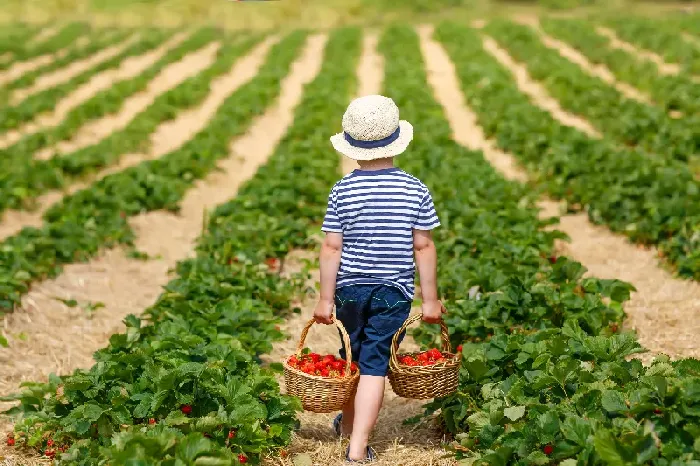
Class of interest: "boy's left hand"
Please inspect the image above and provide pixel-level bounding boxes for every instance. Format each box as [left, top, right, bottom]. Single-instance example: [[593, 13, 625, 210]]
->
[[313, 299, 334, 325]]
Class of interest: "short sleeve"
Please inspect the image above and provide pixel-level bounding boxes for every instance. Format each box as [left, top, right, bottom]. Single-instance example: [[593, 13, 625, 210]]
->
[[321, 185, 343, 233], [413, 191, 441, 230]]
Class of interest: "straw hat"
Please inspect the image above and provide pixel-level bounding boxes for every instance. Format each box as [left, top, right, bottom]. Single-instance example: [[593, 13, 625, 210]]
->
[[330, 95, 413, 161]]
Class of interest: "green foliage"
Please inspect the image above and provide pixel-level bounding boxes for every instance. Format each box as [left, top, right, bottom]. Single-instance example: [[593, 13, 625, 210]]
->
[[540, 18, 700, 115], [606, 17, 700, 75], [0, 29, 236, 213], [3, 27, 362, 464], [485, 19, 699, 164], [0, 30, 304, 314], [435, 21, 700, 280], [0, 29, 137, 131]]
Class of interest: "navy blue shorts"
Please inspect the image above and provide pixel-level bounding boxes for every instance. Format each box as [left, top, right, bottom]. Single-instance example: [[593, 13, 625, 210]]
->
[[335, 284, 412, 377]]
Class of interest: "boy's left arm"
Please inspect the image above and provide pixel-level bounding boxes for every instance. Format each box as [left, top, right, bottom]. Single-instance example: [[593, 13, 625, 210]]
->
[[314, 232, 343, 324]]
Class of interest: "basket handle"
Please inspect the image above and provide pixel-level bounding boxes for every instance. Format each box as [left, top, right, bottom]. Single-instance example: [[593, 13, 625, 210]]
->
[[295, 317, 353, 378], [389, 312, 452, 368]]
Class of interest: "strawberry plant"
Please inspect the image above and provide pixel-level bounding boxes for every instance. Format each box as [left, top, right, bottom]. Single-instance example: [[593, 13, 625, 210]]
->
[[434, 21, 700, 280], [0, 30, 302, 313], [1, 27, 131, 98], [540, 18, 700, 116], [485, 20, 700, 165], [606, 17, 700, 75], [0, 29, 254, 214], [0, 22, 90, 72], [0, 28, 138, 131], [2, 27, 362, 464], [380, 24, 700, 465]]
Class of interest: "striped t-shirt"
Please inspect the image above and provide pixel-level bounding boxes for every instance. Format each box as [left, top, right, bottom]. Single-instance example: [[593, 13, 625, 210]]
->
[[321, 167, 440, 300]]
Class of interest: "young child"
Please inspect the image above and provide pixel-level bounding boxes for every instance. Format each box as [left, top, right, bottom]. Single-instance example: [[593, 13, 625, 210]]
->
[[313, 95, 445, 463]]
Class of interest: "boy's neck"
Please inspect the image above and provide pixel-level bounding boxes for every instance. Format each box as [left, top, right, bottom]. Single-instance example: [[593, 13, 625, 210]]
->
[[356, 157, 395, 171]]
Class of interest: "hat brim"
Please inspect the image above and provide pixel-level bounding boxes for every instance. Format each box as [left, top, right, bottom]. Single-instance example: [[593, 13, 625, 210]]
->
[[329, 120, 413, 161]]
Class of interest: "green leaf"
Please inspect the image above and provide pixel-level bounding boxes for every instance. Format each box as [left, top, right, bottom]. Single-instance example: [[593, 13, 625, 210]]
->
[[593, 429, 627, 466], [503, 405, 525, 422], [601, 390, 628, 414]]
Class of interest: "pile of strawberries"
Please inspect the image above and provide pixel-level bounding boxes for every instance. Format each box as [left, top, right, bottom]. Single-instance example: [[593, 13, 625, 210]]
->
[[287, 353, 358, 377], [398, 346, 461, 367]]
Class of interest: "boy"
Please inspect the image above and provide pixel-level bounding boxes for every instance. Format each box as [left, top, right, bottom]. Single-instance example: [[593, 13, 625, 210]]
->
[[313, 95, 445, 463]]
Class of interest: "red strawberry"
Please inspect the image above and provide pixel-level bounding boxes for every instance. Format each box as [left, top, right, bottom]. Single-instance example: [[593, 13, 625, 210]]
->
[[6, 438, 15, 446], [181, 405, 192, 415], [549, 255, 557, 264], [288, 356, 299, 367], [265, 258, 278, 270], [611, 323, 619, 333], [322, 355, 336, 365], [418, 353, 430, 363], [309, 353, 321, 363], [457, 345, 463, 352], [428, 348, 442, 360], [280, 449, 289, 458], [332, 360, 344, 371], [543, 445, 553, 455], [228, 430, 236, 439], [320, 368, 330, 377], [315, 361, 326, 371], [47, 439, 54, 447], [654, 408, 663, 415], [350, 362, 358, 373], [45, 450, 55, 458], [149, 418, 156, 425], [238, 453, 248, 464]]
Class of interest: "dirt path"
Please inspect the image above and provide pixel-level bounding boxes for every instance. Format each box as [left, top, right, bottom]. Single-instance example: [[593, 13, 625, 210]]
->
[[33, 40, 221, 161], [0, 32, 189, 150], [418, 24, 700, 363], [0, 39, 86, 87], [0, 32, 325, 428], [530, 23, 652, 105], [26, 25, 61, 47], [480, 35, 600, 138], [10, 35, 139, 104], [0, 37, 277, 243], [263, 31, 454, 466], [596, 27, 686, 77]]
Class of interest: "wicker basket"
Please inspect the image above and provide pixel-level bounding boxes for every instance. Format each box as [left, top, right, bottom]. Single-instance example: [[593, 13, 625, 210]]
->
[[283, 318, 360, 413], [388, 313, 460, 399]]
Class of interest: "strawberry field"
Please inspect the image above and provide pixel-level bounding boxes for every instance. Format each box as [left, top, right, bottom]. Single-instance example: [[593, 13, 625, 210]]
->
[[0, 12, 699, 466]]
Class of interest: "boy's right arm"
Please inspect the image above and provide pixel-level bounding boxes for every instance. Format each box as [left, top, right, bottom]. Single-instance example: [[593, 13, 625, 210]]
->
[[314, 232, 343, 324], [414, 229, 445, 323]]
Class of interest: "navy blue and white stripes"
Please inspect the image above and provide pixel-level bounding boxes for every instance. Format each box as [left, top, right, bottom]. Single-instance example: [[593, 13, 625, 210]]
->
[[322, 167, 440, 299]]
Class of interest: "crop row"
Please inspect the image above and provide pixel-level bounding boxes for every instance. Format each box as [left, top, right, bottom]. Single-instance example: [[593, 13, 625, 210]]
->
[[0, 31, 304, 315], [540, 18, 700, 116], [382, 25, 700, 465], [3, 28, 361, 465], [436, 22, 700, 280], [485, 20, 699, 165], [0, 22, 90, 70], [0, 28, 221, 214], [0, 29, 163, 133], [606, 17, 700, 75], [1, 28, 130, 98]]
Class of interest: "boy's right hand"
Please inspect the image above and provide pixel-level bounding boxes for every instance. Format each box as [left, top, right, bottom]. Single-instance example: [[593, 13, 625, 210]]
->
[[421, 299, 446, 324], [313, 298, 334, 325]]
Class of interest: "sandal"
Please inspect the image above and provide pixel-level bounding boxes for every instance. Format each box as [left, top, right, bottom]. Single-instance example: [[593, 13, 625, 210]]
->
[[333, 413, 343, 437], [345, 446, 376, 463]]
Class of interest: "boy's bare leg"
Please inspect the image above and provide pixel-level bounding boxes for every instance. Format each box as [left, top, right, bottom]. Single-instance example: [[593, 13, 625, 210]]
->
[[348, 375, 385, 460], [341, 394, 355, 435]]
